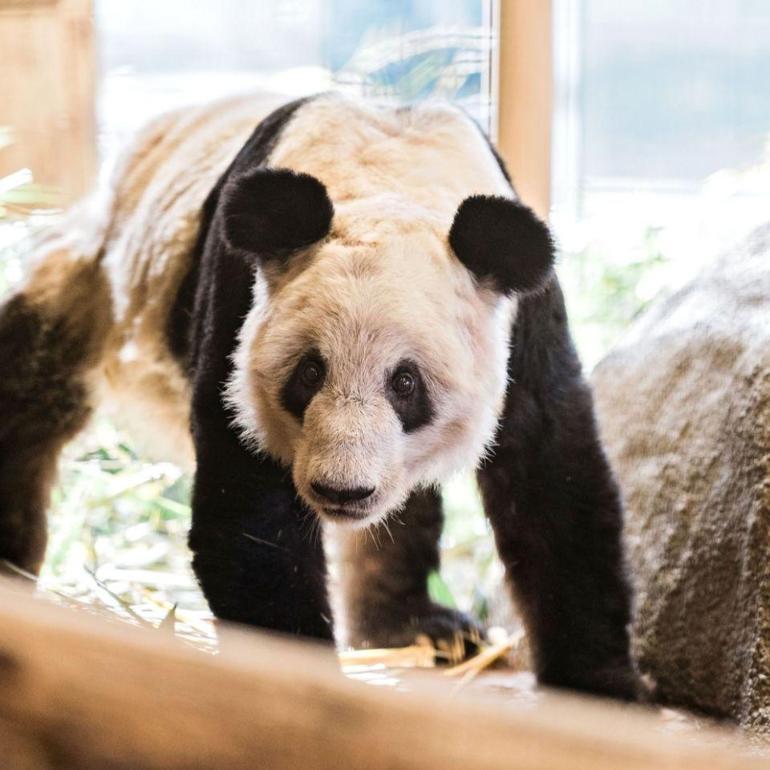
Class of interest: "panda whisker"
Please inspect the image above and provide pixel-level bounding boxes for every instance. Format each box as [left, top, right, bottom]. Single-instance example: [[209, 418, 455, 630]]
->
[[307, 516, 323, 548], [297, 510, 321, 548], [242, 532, 290, 552], [366, 525, 381, 551]]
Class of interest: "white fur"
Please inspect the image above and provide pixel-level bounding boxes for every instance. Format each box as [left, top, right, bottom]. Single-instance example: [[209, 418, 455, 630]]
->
[[226, 94, 516, 527]]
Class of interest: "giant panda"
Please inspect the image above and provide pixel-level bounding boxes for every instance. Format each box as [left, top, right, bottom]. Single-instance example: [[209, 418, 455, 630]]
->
[[0, 92, 636, 699]]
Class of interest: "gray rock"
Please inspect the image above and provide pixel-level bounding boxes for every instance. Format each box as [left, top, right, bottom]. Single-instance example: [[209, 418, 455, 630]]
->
[[592, 224, 770, 731]]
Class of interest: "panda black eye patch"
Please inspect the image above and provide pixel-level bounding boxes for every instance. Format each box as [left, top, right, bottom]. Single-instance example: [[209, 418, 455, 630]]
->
[[386, 360, 434, 433], [281, 350, 326, 421]]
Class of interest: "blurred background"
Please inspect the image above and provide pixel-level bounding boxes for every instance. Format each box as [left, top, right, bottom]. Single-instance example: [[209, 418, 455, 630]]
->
[[1, 0, 769, 641]]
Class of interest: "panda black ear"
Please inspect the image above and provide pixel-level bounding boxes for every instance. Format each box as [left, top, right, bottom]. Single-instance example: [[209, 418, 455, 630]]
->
[[448, 195, 555, 294], [221, 168, 333, 259]]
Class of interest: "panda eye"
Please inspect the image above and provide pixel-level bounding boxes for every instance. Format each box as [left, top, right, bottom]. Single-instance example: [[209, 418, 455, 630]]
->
[[281, 350, 326, 421], [300, 359, 324, 388], [391, 370, 415, 398], [386, 359, 433, 432]]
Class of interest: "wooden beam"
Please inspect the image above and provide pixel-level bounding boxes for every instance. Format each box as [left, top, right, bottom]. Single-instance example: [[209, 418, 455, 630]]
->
[[496, 0, 553, 220], [0, 578, 763, 770]]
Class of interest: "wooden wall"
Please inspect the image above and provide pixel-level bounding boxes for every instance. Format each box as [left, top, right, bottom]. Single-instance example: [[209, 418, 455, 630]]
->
[[0, 0, 96, 204]]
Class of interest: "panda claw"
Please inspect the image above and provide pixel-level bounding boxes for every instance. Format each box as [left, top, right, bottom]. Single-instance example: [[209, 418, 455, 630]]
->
[[360, 603, 485, 663]]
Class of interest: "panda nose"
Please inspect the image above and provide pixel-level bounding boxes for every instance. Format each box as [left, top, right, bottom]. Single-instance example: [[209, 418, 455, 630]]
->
[[311, 482, 375, 504]]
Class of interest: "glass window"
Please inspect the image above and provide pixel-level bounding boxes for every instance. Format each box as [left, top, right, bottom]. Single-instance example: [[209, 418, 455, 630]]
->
[[552, 0, 770, 365], [97, 0, 495, 160]]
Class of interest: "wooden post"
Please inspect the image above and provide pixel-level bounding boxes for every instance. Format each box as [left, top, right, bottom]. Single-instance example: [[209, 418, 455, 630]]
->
[[0, 0, 96, 204], [496, 0, 553, 220], [0, 578, 763, 770]]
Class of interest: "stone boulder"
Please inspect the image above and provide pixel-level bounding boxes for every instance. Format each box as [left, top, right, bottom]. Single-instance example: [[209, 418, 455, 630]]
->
[[592, 224, 770, 731]]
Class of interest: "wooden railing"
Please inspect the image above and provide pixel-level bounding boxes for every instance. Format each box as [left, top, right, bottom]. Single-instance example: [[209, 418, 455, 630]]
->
[[0, 578, 763, 770]]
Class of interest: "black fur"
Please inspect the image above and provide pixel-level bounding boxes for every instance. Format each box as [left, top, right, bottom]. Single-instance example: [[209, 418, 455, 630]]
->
[[449, 195, 555, 295], [452, 120, 635, 696], [221, 168, 333, 259], [280, 349, 326, 422], [183, 97, 333, 639], [477, 280, 637, 699], [385, 359, 434, 433], [0, 283, 102, 573]]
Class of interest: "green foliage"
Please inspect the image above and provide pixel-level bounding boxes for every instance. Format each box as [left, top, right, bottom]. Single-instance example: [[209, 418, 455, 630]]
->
[[0, 133, 62, 220], [43, 421, 201, 606], [559, 228, 670, 368], [439, 474, 501, 624], [427, 569, 457, 609]]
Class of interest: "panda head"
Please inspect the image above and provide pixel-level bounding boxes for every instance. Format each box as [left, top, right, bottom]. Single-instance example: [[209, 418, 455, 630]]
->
[[224, 168, 554, 528]]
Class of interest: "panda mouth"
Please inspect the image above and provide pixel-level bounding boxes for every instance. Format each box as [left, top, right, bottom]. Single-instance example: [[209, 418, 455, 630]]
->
[[321, 506, 370, 522], [299, 479, 386, 526], [308, 493, 382, 525]]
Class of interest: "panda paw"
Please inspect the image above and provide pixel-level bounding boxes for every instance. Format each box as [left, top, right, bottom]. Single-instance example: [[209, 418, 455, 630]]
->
[[405, 604, 486, 664], [540, 658, 641, 702], [353, 602, 485, 664]]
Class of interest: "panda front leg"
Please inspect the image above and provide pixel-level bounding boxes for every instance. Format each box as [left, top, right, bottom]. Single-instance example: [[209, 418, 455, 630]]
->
[[188, 448, 334, 641], [477, 371, 638, 700], [188, 398, 334, 641], [331, 487, 481, 657], [0, 258, 108, 575]]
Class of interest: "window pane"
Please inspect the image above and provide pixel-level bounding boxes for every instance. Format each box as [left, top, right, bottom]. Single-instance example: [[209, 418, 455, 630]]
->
[[552, 0, 770, 365], [97, 0, 494, 161]]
